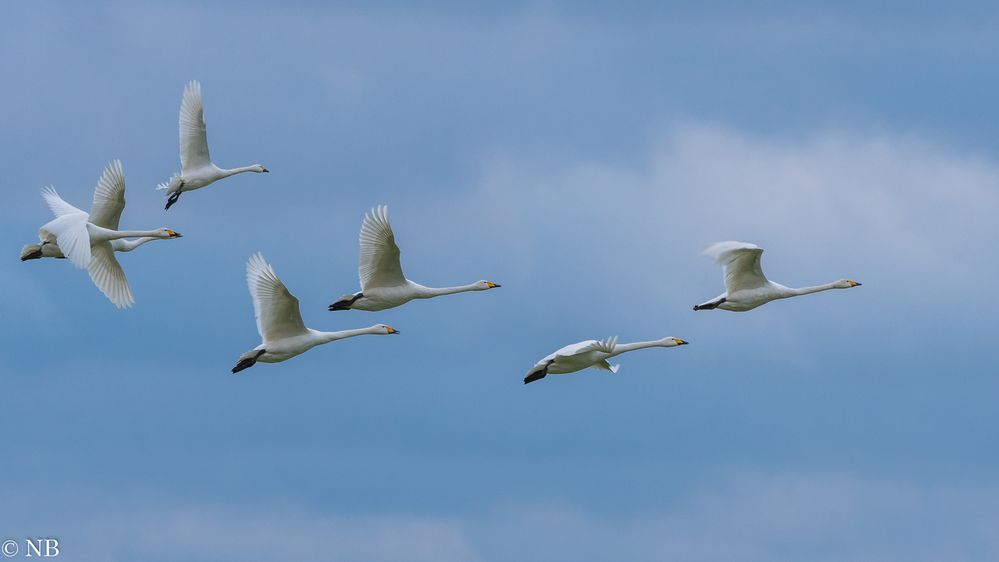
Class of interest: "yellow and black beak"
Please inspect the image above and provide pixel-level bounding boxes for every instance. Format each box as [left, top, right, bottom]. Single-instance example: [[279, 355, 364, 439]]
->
[[674, 338, 689, 345], [386, 326, 400, 334], [486, 282, 501, 288], [849, 280, 862, 287], [167, 230, 182, 238]]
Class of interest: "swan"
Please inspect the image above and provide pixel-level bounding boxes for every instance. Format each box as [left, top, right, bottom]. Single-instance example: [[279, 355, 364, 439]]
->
[[693, 241, 861, 312], [233, 253, 400, 373], [35, 160, 183, 308], [524, 335, 688, 384], [329, 205, 501, 312], [157, 80, 268, 210]]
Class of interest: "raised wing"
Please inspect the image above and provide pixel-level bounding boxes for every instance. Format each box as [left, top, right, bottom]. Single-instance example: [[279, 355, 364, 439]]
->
[[89, 160, 126, 229], [555, 336, 618, 359], [38, 189, 90, 269], [88, 242, 133, 308], [705, 241, 768, 293], [42, 186, 85, 218], [358, 205, 405, 290], [246, 253, 307, 342], [179, 80, 211, 173]]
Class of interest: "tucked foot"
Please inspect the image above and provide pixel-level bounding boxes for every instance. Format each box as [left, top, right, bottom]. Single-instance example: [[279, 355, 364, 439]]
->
[[232, 350, 265, 374], [328, 293, 363, 311], [693, 298, 726, 311], [524, 361, 553, 385], [165, 190, 182, 210], [21, 249, 42, 261]]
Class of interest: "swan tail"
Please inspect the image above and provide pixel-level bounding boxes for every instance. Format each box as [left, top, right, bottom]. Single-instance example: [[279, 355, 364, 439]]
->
[[157, 174, 183, 193]]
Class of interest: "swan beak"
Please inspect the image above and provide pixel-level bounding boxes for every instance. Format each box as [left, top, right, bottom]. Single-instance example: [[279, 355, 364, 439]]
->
[[262, 167, 270, 173], [386, 327, 400, 334], [167, 230, 182, 238], [849, 280, 861, 287], [486, 282, 501, 288], [674, 338, 689, 345]]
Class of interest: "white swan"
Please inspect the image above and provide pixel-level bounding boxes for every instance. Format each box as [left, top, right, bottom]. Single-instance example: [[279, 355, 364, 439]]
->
[[524, 335, 688, 384], [233, 253, 399, 373], [329, 205, 501, 312], [22, 236, 161, 261], [693, 241, 861, 312], [36, 160, 182, 308], [157, 80, 268, 210]]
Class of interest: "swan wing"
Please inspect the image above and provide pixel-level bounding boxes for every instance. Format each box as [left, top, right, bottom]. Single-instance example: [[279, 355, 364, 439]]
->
[[89, 160, 126, 230], [41, 186, 85, 218], [88, 242, 134, 308], [705, 241, 768, 292], [179, 80, 211, 173], [358, 205, 406, 290], [246, 253, 307, 342], [39, 213, 91, 269], [555, 336, 617, 359]]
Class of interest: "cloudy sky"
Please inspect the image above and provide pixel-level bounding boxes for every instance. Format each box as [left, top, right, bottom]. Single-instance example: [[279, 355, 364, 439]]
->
[[3, 2, 999, 560]]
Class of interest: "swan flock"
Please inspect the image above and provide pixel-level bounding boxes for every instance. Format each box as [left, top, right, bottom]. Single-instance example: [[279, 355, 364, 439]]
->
[[21, 81, 863, 380]]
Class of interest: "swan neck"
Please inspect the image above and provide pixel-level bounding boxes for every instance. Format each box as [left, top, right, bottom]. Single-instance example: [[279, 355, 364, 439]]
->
[[788, 282, 840, 297], [221, 165, 258, 177], [116, 237, 158, 252], [97, 227, 168, 240], [422, 283, 479, 297], [610, 339, 672, 356], [318, 327, 376, 343]]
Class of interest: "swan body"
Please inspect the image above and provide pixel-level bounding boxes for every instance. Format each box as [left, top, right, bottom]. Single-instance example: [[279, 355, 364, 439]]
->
[[157, 81, 268, 210], [233, 253, 399, 374], [329, 205, 500, 312], [34, 161, 182, 308], [524, 336, 688, 384], [693, 241, 861, 312]]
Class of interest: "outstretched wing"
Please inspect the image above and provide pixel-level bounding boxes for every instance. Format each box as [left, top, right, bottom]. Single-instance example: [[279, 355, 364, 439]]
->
[[358, 205, 406, 290], [179, 80, 211, 173], [88, 242, 134, 308], [42, 186, 85, 218], [89, 160, 126, 229], [246, 253, 307, 342], [705, 241, 768, 293]]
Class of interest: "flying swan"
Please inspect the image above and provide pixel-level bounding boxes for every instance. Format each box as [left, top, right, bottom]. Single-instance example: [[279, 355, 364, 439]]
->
[[157, 80, 268, 210], [524, 336, 688, 384], [33, 160, 183, 308], [329, 205, 501, 312], [693, 241, 861, 312], [233, 253, 400, 373]]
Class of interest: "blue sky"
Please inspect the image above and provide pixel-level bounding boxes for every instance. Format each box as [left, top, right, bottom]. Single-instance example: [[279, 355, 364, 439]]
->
[[3, 2, 999, 560]]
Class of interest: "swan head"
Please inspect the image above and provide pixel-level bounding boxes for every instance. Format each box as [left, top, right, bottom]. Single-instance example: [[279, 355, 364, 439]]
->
[[475, 280, 501, 291], [253, 164, 269, 173], [156, 228, 183, 238], [374, 324, 400, 335], [836, 279, 862, 289]]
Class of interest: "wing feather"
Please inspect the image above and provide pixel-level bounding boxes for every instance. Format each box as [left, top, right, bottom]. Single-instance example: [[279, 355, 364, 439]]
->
[[358, 205, 406, 290], [705, 241, 768, 292], [42, 186, 85, 218], [89, 160, 126, 229], [88, 242, 134, 308], [246, 253, 307, 342], [179, 80, 211, 172], [38, 207, 91, 269]]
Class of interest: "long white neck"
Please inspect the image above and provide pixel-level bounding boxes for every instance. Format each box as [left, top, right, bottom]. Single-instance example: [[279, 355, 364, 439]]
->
[[220, 165, 261, 178], [113, 237, 160, 252], [316, 326, 379, 343], [90, 225, 170, 241], [785, 282, 841, 297], [419, 283, 482, 298], [609, 338, 676, 357]]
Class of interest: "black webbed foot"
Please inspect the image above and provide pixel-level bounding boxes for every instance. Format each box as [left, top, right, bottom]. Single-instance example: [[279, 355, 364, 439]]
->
[[165, 190, 182, 210]]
